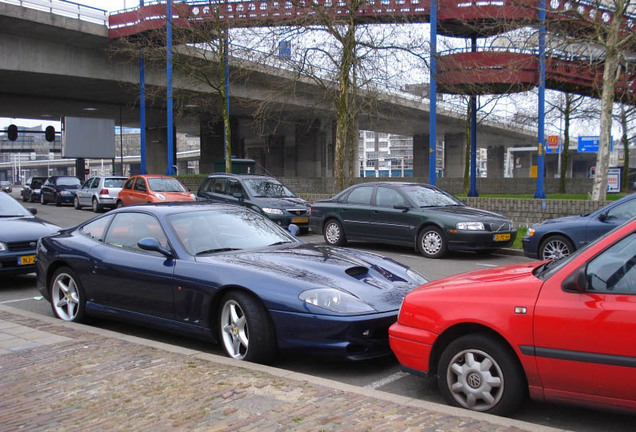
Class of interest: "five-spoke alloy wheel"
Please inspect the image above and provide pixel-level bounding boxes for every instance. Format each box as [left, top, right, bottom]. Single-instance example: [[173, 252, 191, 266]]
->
[[219, 291, 276, 364], [50, 267, 86, 323]]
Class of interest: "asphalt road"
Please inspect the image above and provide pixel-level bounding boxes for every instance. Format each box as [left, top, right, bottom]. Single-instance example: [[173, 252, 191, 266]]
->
[[3, 190, 635, 431]]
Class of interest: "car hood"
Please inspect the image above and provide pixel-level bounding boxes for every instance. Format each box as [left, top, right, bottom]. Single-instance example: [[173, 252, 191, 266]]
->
[[414, 261, 542, 295], [250, 196, 309, 209], [421, 205, 509, 221], [0, 217, 60, 242], [531, 214, 587, 228], [197, 243, 421, 312]]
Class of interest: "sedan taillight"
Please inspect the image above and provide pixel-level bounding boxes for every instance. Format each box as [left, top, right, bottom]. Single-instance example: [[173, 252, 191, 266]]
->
[[99, 189, 109, 195]]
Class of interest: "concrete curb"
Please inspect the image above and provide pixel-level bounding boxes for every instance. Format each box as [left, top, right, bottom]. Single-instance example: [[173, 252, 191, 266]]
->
[[1, 304, 569, 432]]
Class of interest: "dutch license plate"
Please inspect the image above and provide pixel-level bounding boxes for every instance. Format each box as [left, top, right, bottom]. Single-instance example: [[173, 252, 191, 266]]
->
[[18, 255, 36, 265], [493, 233, 511, 242], [292, 217, 308, 224]]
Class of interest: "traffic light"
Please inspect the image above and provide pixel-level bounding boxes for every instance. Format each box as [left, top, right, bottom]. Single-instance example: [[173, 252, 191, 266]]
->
[[45, 126, 56, 142], [7, 124, 18, 141]]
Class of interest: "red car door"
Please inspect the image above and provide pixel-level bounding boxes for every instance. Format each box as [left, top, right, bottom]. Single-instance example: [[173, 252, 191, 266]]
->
[[533, 231, 636, 409]]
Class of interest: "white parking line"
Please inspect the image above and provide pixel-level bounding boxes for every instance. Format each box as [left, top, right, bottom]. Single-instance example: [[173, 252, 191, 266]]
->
[[364, 371, 409, 390], [475, 263, 497, 267], [0, 296, 42, 304]]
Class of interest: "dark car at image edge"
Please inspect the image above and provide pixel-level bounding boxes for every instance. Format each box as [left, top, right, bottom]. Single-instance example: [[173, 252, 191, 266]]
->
[[309, 181, 516, 258], [0, 192, 60, 276]]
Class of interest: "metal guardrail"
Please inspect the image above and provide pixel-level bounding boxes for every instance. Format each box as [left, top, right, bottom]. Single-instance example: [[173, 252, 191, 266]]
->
[[0, 0, 107, 24]]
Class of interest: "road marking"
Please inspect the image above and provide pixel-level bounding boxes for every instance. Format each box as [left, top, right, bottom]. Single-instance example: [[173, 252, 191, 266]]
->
[[475, 263, 497, 267], [0, 296, 42, 304], [364, 371, 409, 390]]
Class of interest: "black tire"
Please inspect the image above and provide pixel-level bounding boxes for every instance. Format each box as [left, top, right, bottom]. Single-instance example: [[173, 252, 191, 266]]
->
[[40, 193, 47, 205], [73, 195, 81, 210], [438, 334, 525, 416], [116, 200, 124, 208], [49, 267, 87, 323], [29, 193, 36, 203], [417, 226, 447, 258], [218, 291, 277, 364], [54, 193, 61, 207], [539, 235, 575, 261], [22, 193, 27, 202], [323, 219, 347, 246], [92, 198, 103, 213]]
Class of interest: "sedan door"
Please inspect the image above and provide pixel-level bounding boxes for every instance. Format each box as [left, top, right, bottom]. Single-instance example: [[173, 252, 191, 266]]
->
[[368, 186, 419, 243], [77, 178, 96, 206], [340, 185, 375, 239], [533, 232, 636, 407], [88, 212, 176, 320]]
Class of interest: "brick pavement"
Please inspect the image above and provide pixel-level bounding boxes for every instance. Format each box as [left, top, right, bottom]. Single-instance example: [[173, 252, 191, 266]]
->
[[0, 306, 564, 432]]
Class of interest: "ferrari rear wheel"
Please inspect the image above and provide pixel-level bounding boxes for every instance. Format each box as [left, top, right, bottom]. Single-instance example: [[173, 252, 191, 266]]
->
[[50, 267, 86, 323], [219, 291, 277, 364]]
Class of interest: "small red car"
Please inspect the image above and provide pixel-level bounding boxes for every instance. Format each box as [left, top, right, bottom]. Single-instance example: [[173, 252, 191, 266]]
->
[[117, 174, 194, 207], [390, 217, 636, 415]]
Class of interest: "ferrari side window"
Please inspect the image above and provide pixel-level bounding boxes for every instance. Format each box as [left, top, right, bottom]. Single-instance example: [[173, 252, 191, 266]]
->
[[587, 233, 636, 294], [104, 213, 169, 256], [79, 215, 113, 242]]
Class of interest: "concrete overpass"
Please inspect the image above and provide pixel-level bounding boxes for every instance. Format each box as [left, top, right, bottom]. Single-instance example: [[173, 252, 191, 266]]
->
[[0, 1, 540, 179]]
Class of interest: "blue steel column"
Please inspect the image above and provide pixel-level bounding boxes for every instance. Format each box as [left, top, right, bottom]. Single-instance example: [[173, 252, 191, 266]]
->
[[468, 36, 478, 197], [534, 0, 546, 198], [224, 33, 230, 167], [165, 0, 175, 175], [468, 95, 478, 196], [428, 0, 437, 185], [140, 0, 147, 174]]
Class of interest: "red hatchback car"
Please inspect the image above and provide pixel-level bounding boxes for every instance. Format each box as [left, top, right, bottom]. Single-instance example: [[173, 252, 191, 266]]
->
[[390, 217, 636, 416], [117, 174, 194, 207]]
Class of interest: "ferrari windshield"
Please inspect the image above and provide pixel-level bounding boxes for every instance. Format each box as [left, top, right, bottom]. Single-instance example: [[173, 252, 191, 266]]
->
[[169, 208, 298, 255]]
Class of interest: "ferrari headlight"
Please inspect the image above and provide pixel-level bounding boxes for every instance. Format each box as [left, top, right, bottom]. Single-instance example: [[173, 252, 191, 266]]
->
[[0, 242, 7, 252], [406, 269, 428, 285], [299, 288, 375, 314], [262, 207, 284, 215], [456, 222, 485, 231]]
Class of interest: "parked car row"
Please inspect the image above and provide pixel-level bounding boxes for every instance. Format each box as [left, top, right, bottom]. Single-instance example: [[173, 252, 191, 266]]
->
[[5, 173, 636, 417]]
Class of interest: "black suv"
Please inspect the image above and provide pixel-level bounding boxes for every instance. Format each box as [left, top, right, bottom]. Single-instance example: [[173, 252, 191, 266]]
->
[[197, 174, 311, 232], [21, 176, 48, 203], [40, 176, 82, 206]]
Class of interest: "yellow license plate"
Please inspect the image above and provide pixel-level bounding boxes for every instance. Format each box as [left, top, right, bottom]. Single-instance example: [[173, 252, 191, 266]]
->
[[493, 233, 511, 242], [292, 217, 308, 224], [18, 255, 36, 265]]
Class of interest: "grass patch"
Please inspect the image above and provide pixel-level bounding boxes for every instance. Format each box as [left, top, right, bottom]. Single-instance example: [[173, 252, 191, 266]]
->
[[512, 227, 528, 249]]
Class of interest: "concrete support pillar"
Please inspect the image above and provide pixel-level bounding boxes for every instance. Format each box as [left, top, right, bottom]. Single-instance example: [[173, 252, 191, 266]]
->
[[146, 126, 175, 175], [413, 134, 430, 179], [296, 119, 322, 177], [199, 115, 240, 174], [444, 132, 465, 178], [487, 146, 505, 178]]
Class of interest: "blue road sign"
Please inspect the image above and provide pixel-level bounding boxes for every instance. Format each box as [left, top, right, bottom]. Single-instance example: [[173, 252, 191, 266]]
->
[[577, 136, 614, 152]]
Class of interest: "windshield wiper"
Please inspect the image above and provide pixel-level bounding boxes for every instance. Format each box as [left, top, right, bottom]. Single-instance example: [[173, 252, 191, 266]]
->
[[195, 248, 240, 255], [269, 241, 292, 246], [0, 214, 26, 218]]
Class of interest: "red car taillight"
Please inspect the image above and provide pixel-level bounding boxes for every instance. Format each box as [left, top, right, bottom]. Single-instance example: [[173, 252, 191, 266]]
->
[[99, 188, 109, 195]]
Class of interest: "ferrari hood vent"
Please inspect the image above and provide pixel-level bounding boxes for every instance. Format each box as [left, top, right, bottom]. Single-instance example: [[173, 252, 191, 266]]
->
[[345, 266, 369, 277]]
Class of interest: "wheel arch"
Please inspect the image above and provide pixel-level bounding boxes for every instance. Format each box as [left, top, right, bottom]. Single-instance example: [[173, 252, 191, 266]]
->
[[428, 323, 527, 388], [208, 284, 277, 343], [414, 222, 445, 250], [322, 214, 344, 232], [44, 260, 76, 297]]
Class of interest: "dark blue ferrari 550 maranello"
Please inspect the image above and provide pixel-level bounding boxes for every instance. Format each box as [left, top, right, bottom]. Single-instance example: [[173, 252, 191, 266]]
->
[[36, 202, 427, 364]]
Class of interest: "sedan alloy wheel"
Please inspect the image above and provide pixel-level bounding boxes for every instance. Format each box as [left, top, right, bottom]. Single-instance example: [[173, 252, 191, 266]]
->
[[324, 219, 346, 246], [540, 235, 575, 260]]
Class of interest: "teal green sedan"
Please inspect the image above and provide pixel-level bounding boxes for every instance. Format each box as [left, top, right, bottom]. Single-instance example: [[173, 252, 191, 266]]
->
[[309, 182, 516, 258]]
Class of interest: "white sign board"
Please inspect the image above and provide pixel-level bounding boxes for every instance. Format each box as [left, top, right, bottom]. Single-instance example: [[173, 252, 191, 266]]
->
[[62, 117, 115, 159]]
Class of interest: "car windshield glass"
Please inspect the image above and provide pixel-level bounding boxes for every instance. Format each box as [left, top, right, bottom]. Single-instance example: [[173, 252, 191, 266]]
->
[[401, 185, 464, 207], [31, 179, 44, 188], [0, 195, 31, 217], [147, 178, 186, 192], [57, 177, 81, 186], [104, 178, 126, 188], [243, 179, 296, 198], [168, 208, 298, 255]]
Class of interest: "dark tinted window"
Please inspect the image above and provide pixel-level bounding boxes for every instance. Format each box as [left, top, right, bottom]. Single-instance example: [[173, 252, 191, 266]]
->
[[607, 199, 636, 221], [123, 178, 135, 190], [587, 233, 636, 294], [80, 215, 113, 241], [346, 186, 373, 205], [104, 178, 126, 188], [104, 212, 168, 255], [133, 178, 147, 192]]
